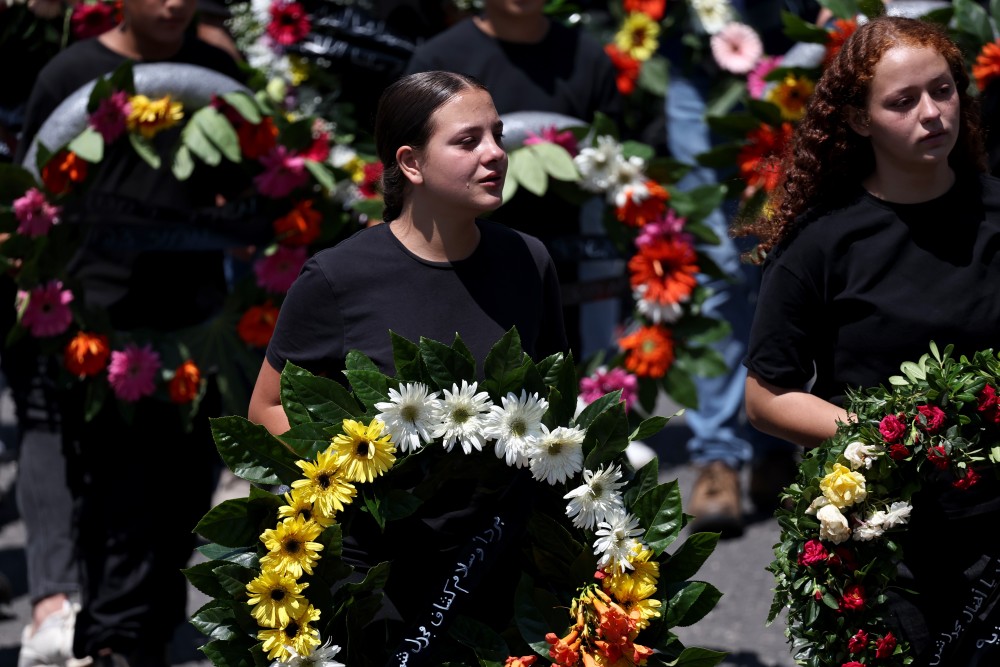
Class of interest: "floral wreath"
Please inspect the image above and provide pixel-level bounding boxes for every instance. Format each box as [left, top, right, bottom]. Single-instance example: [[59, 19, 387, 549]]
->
[[188, 328, 728, 667], [768, 341, 1000, 667], [0, 60, 380, 420]]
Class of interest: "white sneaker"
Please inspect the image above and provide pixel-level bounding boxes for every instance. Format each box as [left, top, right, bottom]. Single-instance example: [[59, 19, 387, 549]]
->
[[18, 600, 93, 667]]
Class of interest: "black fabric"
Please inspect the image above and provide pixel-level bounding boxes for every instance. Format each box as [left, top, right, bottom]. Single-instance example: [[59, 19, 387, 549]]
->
[[265, 218, 568, 377], [745, 171, 1000, 664], [746, 172, 1000, 406]]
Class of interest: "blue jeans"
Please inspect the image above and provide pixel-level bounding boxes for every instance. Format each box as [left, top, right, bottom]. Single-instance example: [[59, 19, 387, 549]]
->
[[665, 65, 792, 469]]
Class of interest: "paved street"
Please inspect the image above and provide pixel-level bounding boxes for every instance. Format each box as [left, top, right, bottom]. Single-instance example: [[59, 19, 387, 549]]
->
[[0, 396, 797, 667]]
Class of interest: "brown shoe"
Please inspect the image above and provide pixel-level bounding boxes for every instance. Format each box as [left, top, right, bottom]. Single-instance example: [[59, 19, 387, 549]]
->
[[687, 460, 743, 538]]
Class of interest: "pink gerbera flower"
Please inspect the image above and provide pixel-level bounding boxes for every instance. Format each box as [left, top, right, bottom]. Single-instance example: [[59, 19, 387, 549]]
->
[[17, 280, 73, 337], [635, 209, 689, 247], [107, 343, 161, 402], [89, 90, 132, 143], [580, 366, 639, 412], [747, 55, 783, 99], [13, 188, 61, 237], [267, 0, 311, 46], [710, 22, 764, 75], [253, 245, 308, 294], [254, 146, 310, 198], [524, 125, 579, 156]]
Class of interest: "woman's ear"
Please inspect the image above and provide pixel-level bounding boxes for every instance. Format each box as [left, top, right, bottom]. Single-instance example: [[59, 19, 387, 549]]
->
[[847, 107, 871, 137], [396, 145, 423, 185]]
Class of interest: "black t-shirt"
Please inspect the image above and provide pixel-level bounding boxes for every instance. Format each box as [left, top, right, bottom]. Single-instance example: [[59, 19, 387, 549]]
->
[[17, 36, 249, 331], [746, 172, 1000, 405], [265, 219, 568, 377], [403, 18, 622, 122]]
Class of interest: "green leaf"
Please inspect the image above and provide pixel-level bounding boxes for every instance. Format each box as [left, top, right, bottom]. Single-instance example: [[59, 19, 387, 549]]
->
[[501, 167, 519, 202], [781, 10, 831, 42], [172, 144, 195, 180], [280, 362, 363, 427], [483, 327, 529, 398], [510, 147, 548, 196], [194, 486, 282, 547], [343, 368, 390, 413], [705, 77, 747, 117], [630, 415, 670, 442], [582, 399, 630, 469], [390, 331, 423, 382], [638, 54, 669, 97], [515, 574, 569, 654], [857, 0, 885, 18], [953, 0, 993, 44], [526, 141, 579, 182], [194, 106, 241, 163], [181, 118, 222, 167], [662, 532, 720, 583], [190, 601, 241, 642], [821, 0, 861, 19], [221, 91, 262, 123], [662, 580, 723, 627], [633, 480, 685, 554], [199, 637, 258, 667], [128, 132, 161, 169], [210, 415, 301, 486], [273, 421, 330, 459], [183, 560, 234, 599], [305, 159, 336, 191], [661, 365, 698, 409], [667, 646, 727, 667], [419, 336, 476, 390], [448, 615, 509, 663], [67, 127, 103, 163]]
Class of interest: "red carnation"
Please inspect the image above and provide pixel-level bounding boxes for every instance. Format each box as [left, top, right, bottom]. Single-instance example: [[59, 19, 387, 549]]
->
[[875, 632, 897, 658], [916, 404, 946, 433], [926, 445, 949, 470], [888, 442, 910, 461], [840, 584, 866, 612], [798, 539, 829, 567], [267, 0, 311, 46], [879, 414, 907, 443], [847, 629, 868, 654]]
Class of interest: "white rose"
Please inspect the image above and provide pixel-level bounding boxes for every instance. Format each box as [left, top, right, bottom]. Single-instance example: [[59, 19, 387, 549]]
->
[[843, 441, 881, 470], [881, 501, 912, 529], [805, 495, 830, 515], [817, 504, 851, 544], [852, 520, 885, 541]]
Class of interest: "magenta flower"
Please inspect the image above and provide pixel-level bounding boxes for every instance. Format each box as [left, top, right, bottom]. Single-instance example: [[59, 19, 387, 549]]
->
[[89, 90, 132, 143], [253, 245, 307, 293], [13, 187, 61, 237], [579, 366, 639, 411], [17, 280, 73, 337], [747, 55, 783, 99], [635, 209, 690, 248], [524, 125, 579, 156], [107, 343, 161, 402], [710, 22, 764, 75], [254, 146, 309, 198]]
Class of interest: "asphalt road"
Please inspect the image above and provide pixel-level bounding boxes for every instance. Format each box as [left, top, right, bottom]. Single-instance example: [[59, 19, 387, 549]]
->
[[0, 396, 797, 667]]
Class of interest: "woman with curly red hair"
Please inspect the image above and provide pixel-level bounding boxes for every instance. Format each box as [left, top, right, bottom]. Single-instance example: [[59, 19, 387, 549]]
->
[[742, 14, 1000, 665]]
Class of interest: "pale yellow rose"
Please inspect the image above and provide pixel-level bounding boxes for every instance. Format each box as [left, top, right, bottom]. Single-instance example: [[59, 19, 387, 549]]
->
[[819, 462, 868, 508], [816, 504, 851, 544]]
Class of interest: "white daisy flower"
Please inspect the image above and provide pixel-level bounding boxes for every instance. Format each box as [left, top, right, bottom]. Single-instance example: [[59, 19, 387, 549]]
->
[[880, 501, 912, 529], [633, 285, 686, 324], [563, 464, 626, 530], [574, 135, 624, 193], [485, 390, 548, 468], [275, 637, 346, 667], [528, 424, 586, 485], [430, 380, 493, 454], [690, 0, 735, 34], [374, 382, 441, 454], [594, 509, 644, 573]]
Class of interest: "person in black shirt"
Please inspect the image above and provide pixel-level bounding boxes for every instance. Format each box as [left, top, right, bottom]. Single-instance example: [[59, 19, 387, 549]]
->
[[742, 16, 1000, 664]]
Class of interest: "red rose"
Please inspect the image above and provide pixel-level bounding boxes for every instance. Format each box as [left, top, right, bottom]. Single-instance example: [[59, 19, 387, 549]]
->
[[842, 663, 865, 667], [916, 404, 947, 433], [953, 466, 981, 490], [879, 414, 907, 442], [840, 584, 866, 612], [829, 546, 858, 573], [875, 632, 897, 658], [978, 384, 1000, 423], [926, 445, 949, 470], [888, 442, 910, 461], [848, 629, 868, 654], [798, 539, 829, 567]]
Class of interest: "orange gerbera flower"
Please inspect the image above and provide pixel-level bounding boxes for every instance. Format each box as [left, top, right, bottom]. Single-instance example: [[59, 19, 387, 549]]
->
[[64, 331, 110, 377], [168, 359, 202, 404], [237, 301, 280, 348], [628, 237, 698, 306], [974, 40, 1000, 92], [624, 0, 665, 20], [238, 116, 279, 160], [615, 180, 669, 227], [766, 73, 814, 122], [738, 122, 793, 192], [273, 199, 322, 246], [618, 325, 674, 378], [824, 18, 857, 67], [41, 150, 88, 195], [604, 43, 641, 96]]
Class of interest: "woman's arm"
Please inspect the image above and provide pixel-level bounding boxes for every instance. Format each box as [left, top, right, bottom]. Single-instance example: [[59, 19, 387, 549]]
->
[[248, 360, 290, 435], [745, 371, 852, 449]]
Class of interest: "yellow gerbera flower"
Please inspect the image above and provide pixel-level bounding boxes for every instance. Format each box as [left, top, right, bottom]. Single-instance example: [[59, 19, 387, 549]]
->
[[291, 449, 357, 519], [246, 568, 309, 627], [126, 94, 183, 139], [765, 73, 815, 121], [257, 603, 322, 662], [615, 12, 660, 62], [330, 418, 396, 483], [288, 55, 310, 86], [259, 515, 324, 578], [277, 489, 337, 528]]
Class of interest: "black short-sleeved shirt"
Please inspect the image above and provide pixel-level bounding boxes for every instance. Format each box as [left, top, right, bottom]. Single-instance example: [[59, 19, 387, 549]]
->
[[266, 219, 568, 377], [746, 172, 1000, 405]]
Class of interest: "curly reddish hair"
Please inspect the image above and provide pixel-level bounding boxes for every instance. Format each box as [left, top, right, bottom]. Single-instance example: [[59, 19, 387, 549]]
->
[[741, 15, 987, 259]]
